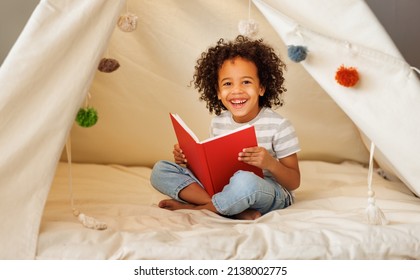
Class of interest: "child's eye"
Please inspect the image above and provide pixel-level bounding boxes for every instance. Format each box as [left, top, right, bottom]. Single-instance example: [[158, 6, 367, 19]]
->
[[222, 82, 231, 86], [243, 80, 252, 84]]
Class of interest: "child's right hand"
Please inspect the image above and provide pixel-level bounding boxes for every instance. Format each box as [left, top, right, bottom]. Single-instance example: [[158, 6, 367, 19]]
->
[[173, 143, 187, 165]]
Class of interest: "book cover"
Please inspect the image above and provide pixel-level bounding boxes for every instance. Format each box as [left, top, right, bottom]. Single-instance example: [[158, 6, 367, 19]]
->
[[170, 113, 263, 196]]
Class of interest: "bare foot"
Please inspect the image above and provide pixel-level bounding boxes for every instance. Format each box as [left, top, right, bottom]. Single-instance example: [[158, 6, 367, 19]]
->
[[158, 199, 194, 210], [232, 209, 261, 220], [158, 199, 260, 220], [158, 198, 219, 214]]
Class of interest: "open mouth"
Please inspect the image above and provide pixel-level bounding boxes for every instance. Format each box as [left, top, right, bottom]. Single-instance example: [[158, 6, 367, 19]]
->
[[230, 99, 247, 108]]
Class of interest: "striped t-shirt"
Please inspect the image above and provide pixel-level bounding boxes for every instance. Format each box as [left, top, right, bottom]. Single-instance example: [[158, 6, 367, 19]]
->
[[210, 107, 300, 181]]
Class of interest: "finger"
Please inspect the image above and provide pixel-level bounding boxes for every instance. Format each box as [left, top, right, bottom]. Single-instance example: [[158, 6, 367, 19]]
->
[[239, 151, 257, 158], [175, 153, 185, 160], [242, 147, 260, 153]]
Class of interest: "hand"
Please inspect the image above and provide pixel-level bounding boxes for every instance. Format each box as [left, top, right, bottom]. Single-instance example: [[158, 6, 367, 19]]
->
[[238, 146, 275, 169], [173, 143, 187, 165], [240, 148, 301, 191]]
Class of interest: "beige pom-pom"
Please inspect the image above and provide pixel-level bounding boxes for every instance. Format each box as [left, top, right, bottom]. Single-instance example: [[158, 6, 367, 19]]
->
[[118, 13, 138, 32], [238, 19, 259, 37], [73, 210, 107, 230], [77, 213, 107, 230]]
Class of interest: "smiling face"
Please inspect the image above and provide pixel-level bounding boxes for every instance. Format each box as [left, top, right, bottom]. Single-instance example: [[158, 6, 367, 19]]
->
[[217, 57, 265, 123]]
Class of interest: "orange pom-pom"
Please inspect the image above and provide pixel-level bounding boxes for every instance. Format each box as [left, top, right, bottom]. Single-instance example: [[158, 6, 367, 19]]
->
[[335, 65, 359, 87]]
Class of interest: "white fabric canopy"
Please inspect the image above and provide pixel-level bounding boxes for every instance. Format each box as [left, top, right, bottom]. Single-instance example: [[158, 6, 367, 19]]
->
[[253, 0, 420, 196], [0, 0, 126, 259]]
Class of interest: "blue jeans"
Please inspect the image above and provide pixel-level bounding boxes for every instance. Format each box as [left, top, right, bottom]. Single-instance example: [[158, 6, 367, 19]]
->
[[150, 160, 291, 216]]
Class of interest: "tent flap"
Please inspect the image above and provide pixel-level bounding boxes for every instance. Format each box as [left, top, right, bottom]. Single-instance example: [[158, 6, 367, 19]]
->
[[253, 0, 420, 196], [0, 0, 126, 259]]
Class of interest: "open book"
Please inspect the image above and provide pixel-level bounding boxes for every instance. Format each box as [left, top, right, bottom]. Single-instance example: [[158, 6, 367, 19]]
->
[[170, 113, 263, 196]]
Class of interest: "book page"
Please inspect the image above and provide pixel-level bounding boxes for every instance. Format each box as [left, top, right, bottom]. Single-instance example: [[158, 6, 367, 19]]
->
[[170, 113, 199, 142], [200, 124, 253, 144]]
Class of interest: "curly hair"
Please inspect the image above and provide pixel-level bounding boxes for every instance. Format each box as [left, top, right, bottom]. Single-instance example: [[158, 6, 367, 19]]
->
[[192, 35, 287, 115]]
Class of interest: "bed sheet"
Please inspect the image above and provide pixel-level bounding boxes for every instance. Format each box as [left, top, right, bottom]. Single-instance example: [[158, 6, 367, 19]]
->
[[37, 161, 420, 259]]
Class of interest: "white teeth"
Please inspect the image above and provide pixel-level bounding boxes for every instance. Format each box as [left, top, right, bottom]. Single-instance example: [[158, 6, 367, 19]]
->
[[231, 100, 246, 104]]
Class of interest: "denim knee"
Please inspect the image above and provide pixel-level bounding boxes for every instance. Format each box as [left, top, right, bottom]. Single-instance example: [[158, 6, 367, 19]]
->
[[150, 160, 171, 188], [212, 170, 289, 216], [212, 171, 266, 216], [229, 171, 262, 194], [150, 160, 199, 200]]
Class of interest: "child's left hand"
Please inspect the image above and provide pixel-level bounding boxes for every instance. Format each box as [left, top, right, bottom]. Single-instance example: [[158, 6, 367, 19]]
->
[[238, 147, 276, 170]]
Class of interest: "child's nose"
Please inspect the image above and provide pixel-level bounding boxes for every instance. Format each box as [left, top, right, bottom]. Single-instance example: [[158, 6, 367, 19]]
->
[[231, 84, 243, 93]]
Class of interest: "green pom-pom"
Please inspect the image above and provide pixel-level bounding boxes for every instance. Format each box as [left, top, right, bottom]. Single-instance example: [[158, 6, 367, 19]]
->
[[76, 107, 98, 127]]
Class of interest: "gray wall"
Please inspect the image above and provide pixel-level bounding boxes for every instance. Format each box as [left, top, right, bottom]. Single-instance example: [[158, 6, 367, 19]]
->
[[365, 0, 420, 68], [0, 0, 419, 67], [0, 0, 39, 65]]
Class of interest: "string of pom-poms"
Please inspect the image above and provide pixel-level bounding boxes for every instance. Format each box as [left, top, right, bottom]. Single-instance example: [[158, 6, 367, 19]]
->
[[65, 136, 107, 230], [238, 0, 259, 37]]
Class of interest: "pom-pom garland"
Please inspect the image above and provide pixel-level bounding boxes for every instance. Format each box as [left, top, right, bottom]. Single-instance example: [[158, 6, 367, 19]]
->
[[117, 12, 138, 32], [335, 65, 359, 87], [76, 107, 98, 128], [287, 45, 308, 62], [73, 209, 107, 230], [238, 19, 259, 37], [98, 58, 120, 73]]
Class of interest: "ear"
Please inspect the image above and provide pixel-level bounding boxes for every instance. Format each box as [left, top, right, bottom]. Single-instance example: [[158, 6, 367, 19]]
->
[[217, 88, 222, 100], [259, 86, 265, 96], [215, 84, 221, 100]]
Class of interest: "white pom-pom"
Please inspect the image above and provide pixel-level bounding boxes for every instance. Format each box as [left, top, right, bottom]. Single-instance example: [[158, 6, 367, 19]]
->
[[78, 213, 107, 230], [118, 13, 138, 32], [238, 19, 259, 37], [73, 209, 107, 230]]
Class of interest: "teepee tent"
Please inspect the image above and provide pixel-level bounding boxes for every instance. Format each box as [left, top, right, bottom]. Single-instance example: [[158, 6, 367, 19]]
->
[[0, 0, 419, 259], [0, 0, 126, 259]]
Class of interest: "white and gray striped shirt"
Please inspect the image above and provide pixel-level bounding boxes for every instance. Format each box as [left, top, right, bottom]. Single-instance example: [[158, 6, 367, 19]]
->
[[210, 107, 300, 181]]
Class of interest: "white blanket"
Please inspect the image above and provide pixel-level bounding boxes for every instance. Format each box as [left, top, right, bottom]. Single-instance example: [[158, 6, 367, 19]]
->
[[37, 161, 420, 259]]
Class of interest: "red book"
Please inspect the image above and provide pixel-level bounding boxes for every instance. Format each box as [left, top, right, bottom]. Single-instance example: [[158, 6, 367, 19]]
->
[[170, 113, 263, 196]]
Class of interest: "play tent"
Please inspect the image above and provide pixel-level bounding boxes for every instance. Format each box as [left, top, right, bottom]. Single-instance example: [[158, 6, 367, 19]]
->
[[1, 0, 419, 259]]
